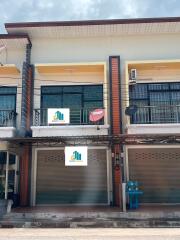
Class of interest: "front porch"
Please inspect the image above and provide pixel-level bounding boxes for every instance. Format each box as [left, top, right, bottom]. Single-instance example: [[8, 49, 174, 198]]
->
[[11, 204, 180, 214], [3, 205, 180, 228]]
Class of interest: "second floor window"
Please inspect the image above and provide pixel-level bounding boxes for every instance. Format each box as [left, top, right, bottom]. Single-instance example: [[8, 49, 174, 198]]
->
[[40, 85, 103, 125], [0, 87, 16, 110], [0, 87, 17, 127], [129, 82, 180, 124]]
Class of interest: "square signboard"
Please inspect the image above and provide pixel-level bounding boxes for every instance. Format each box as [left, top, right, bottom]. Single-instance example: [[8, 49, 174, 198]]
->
[[65, 146, 88, 166], [48, 108, 70, 124]]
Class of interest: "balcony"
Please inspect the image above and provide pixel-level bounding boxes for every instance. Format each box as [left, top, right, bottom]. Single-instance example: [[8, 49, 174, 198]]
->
[[31, 108, 109, 137], [127, 105, 180, 134], [130, 105, 180, 124], [0, 110, 17, 138]]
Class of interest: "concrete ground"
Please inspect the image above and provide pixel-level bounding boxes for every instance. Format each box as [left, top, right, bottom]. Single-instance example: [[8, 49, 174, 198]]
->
[[4, 205, 180, 228], [0, 229, 180, 240], [11, 205, 180, 213]]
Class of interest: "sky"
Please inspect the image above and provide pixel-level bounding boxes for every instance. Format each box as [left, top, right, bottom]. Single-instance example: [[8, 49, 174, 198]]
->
[[0, 0, 179, 32]]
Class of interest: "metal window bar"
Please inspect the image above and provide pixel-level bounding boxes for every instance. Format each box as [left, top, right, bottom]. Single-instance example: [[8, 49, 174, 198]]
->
[[0, 110, 17, 127], [130, 105, 180, 124]]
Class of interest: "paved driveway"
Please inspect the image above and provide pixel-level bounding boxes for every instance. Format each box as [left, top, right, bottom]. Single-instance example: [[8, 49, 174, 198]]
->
[[0, 229, 180, 240]]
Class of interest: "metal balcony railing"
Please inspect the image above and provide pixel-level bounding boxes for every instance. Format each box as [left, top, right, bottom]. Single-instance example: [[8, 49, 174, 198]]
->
[[33, 108, 105, 126], [0, 110, 17, 127], [130, 105, 180, 124]]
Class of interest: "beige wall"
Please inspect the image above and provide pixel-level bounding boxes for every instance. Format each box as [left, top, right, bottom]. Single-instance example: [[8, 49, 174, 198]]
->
[[33, 63, 109, 124], [0, 75, 22, 128], [0, 49, 25, 69], [0, 33, 179, 130], [0, 49, 25, 129], [128, 67, 180, 82], [31, 34, 180, 64], [34, 71, 105, 109], [31, 33, 180, 130]]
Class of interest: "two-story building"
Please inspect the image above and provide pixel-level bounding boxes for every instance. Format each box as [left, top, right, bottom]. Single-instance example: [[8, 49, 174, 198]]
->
[[124, 60, 180, 204], [0, 34, 31, 205], [0, 17, 180, 211]]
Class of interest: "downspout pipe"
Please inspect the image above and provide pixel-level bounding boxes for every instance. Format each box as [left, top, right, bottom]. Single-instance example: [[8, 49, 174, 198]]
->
[[19, 43, 32, 137]]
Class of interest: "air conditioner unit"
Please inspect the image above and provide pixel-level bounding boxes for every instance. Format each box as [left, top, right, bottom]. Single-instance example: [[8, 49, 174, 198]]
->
[[129, 69, 137, 84], [130, 69, 137, 80]]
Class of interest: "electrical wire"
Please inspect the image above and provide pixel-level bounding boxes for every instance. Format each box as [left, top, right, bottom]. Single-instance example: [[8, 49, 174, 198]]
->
[[0, 76, 179, 103], [0, 75, 178, 87]]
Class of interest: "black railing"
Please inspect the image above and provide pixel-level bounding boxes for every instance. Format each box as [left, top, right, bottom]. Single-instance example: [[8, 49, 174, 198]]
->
[[33, 108, 104, 126], [130, 105, 180, 124], [0, 110, 17, 127]]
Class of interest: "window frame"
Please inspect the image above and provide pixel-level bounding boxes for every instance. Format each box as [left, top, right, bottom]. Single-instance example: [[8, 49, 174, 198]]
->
[[41, 84, 104, 110], [0, 87, 17, 111], [129, 82, 180, 124]]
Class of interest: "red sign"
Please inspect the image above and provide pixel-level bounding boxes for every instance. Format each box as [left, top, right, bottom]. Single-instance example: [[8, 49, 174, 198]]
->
[[89, 109, 104, 122]]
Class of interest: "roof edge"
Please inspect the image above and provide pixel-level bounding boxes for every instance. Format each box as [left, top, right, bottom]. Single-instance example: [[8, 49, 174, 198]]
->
[[5, 16, 180, 29], [0, 34, 31, 45]]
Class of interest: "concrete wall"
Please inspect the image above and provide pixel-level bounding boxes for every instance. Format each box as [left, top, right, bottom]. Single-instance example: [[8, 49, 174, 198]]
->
[[30, 33, 180, 131], [31, 34, 180, 64], [31, 125, 109, 137], [0, 49, 26, 129], [34, 71, 105, 109], [0, 32, 179, 132]]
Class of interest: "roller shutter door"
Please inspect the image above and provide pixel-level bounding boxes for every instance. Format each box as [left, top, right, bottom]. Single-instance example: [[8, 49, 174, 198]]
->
[[128, 148, 180, 203], [36, 149, 108, 204]]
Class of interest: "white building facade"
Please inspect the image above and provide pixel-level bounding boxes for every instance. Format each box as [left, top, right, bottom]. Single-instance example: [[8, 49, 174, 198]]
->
[[0, 17, 180, 208]]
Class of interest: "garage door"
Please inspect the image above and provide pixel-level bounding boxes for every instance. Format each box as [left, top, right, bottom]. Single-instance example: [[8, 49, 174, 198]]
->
[[36, 149, 108, 204], [128, 148, 180, 203]]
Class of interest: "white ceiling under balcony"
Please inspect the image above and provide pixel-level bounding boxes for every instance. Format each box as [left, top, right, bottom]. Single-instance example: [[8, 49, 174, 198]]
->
[[0, 64, 20, 75], [35, 62, 105, 74], [0, 37, 30, 49]]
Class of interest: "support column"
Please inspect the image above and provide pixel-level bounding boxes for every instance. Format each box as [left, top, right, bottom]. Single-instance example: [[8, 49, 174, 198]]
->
[[19, 42, 33, 206], [20, 43, 32, 137], [14, 155, 19, 194], [20, 145, 30, 206], [109, 56, 123, 209], [5, 151, 9, 200]]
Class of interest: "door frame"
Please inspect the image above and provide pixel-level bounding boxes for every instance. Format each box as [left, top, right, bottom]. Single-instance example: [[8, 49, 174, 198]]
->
[[125, 144, 180, 205], [0, 151, 19, 200], [31, 146, 111, 206]]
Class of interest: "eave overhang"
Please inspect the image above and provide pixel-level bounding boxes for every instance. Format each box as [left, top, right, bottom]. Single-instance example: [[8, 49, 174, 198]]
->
[[0, 34, 31, 48], [2, 134, 180, 146], [5, 17, 180, 28], [5, 17, 180, 38]]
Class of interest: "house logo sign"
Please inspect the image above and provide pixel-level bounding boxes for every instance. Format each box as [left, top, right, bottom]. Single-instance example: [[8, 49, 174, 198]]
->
[[65, 146, 88, 166], [70, 151, 82, 162], [53, 111, 65, 123], [48, 108, 70, 124]]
